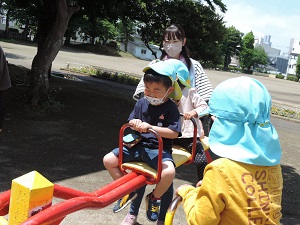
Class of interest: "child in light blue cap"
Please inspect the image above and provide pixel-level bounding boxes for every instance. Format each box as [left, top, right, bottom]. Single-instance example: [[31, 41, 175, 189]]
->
[[176, 76, 283, 225]]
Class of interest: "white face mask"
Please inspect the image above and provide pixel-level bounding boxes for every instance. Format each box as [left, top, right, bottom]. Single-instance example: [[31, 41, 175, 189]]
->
[[163, 42, 183, 58], [144, 88, 170, 106]]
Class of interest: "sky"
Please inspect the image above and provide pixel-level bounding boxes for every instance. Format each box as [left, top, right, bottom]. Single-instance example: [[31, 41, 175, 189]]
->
[[219, 0, 300, 55]]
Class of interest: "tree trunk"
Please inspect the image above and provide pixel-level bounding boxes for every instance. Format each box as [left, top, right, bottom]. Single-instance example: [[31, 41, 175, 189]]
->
[[22, 22, 30, 40], [125, 36, 128, 52], [145, 42, 157, 59], [91, 36, 95, 45], [64, 34, 71, 46], [28, 0, 79, 106], [223, 53, 231, 70], [223, 55, 228, 70], [4, 9, 10, 38]]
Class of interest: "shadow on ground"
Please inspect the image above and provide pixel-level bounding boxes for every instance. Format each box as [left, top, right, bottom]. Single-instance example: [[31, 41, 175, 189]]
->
[[0, 76, 134, 191], [280, 164, 300, 225]]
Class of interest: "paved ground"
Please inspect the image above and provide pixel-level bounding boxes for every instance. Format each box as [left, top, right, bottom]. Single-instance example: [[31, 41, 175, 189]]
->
[[0, 41, 300, 225]]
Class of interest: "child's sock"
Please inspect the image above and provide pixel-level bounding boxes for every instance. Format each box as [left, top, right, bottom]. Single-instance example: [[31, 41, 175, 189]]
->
[[151, 192, 161, 201]]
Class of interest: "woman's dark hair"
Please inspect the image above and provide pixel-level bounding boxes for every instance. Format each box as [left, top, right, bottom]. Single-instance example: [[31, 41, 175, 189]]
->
[[160, 24, 192, 71], [143, 69, 172, 89]]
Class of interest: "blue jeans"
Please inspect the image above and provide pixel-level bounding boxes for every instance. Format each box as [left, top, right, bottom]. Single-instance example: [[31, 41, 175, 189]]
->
[[112, 145, 175, 221]]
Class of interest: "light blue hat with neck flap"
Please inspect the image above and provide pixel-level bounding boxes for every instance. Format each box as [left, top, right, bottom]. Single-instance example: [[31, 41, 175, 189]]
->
[[199, 76, 282, 166], [142, 59, 189, 100]]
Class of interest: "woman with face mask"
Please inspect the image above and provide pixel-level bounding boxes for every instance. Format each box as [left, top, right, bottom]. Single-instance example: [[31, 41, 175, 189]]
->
[[134, 24, 213, 101], [133, 24, 213, 136]]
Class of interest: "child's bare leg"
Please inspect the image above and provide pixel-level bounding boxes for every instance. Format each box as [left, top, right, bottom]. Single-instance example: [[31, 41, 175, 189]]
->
[[152, 161, 175, 198], [103, 152, 123, 180]]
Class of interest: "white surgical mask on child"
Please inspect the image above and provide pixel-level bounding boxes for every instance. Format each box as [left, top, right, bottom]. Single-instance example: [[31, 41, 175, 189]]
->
[[163, 42, 182, 58], [144, 88, 170, 106]]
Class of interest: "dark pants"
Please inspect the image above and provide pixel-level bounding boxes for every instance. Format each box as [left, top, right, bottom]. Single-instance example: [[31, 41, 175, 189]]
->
[[200, 115, 212, 137], [173, 138, 207, 181]]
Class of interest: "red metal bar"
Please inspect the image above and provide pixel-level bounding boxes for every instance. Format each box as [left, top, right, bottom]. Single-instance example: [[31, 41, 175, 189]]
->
[[180, 115, 197, 165], [190, 116, 197, 164], [204, 150, 213, 164], [0, 173, 138, 217], [0, 190, 10, 215], [118, 123, 163, 184], [53, 172, 139, 199], [20, 173, 147, 225], [0, 172, 145, 224]]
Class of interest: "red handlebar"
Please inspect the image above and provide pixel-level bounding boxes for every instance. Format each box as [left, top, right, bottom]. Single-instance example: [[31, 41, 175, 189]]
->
[[118, 124, 164, 184]]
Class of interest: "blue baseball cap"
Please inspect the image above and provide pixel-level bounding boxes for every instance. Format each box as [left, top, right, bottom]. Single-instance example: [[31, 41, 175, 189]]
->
[[143, 59, 190, 100], [199, 76, 281, 166]]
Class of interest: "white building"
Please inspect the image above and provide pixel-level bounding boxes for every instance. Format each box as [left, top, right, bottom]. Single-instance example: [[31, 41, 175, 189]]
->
[[286, 38, 300, 75], [229, 55, 240, 67], [119, 34, 161, 61], [0, 16, 22, 33]]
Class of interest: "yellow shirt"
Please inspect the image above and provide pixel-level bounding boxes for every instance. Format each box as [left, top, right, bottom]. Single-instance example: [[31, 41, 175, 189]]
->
[[178, 158, 283, 225]]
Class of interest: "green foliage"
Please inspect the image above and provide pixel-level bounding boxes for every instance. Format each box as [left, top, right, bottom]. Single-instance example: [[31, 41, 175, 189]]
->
[[116, 19, 136, 49], [271, 106, 300, 120], [239, 31, 255, 70], [6, 0, 228, 67], [64, 64, 140, 85], [296, 56, 300, 79], [286, 75, 299, 82], [132, 0, 227, 66], [64, 13, 85, 45], [1, 0, 38, 40], [252, 46, 268, 68], [4, 0, 231, 103], [243, 69, 253, 74], [172, 1, 227, 65], [276, 74, 284, 79], [78, 17, 118, 45], [227, 66, 242, 72], [203, 0, 227, 12], [220, 26, 243, 70]]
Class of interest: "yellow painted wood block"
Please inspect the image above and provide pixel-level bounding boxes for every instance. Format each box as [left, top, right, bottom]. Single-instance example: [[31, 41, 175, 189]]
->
[[8, 171, 54, 225]]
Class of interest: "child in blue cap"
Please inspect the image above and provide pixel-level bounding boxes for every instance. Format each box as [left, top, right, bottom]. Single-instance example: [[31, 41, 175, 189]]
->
[[176, 76, 283, 225], [103, 59, 187, 225]]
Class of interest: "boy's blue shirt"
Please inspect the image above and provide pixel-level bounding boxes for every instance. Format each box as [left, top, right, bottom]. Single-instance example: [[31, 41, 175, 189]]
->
[[128, 97, 181, 152]]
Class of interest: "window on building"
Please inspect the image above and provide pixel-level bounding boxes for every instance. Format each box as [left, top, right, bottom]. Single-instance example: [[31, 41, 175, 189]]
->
[[141, 49, 146, 54]]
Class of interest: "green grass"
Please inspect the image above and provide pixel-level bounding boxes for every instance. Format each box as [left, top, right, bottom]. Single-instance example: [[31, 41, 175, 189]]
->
[[271, 105, 300, 120]]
